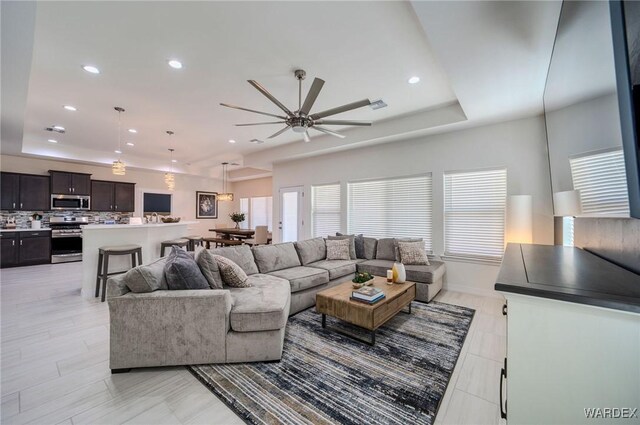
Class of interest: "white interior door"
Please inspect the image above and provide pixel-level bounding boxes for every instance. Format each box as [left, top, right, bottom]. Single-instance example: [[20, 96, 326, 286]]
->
[[279, 186, 304, 242]]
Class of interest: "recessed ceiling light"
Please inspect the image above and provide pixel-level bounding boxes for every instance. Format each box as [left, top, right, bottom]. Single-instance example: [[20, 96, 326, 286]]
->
[[63, 105, 77, 111], [126, 142, 134, 146], [114, 149, 122, 154], [408, 76, 420, 84], [53, 125, 65, 131], [47, 139, 58, 143], [168, 60, 183, 69], [128, 129, 137, 134], [171, 159, 178, 163], [228, 139, 236, 144], [82, 65, 100, 74]]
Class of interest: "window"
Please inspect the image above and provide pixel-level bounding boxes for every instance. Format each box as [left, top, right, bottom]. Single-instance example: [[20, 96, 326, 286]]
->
[[311, 184, 341, 237], [348, 174, 433, 252], [570, 149, 630, 216], [444, 168, 507, 260], [239, 198, 249, 228], [250, 196, 273, 231]]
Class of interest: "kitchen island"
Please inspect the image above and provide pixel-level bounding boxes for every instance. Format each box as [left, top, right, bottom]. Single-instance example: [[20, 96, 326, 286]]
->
[[81, 221, 197, 299]]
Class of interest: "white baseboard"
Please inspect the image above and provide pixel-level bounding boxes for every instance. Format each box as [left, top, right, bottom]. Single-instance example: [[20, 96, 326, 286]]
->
[[443, 282, 504, 299]]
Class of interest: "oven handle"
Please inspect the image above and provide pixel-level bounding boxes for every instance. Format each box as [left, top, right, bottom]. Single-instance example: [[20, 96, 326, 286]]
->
[[51, 234, 83, 238]]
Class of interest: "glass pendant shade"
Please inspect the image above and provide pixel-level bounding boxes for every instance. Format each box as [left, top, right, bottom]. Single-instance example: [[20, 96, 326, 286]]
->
[[112, 159, 126, 176], [219, 162, 233, 201], [165, 172, 175, 191], [218, 193, 234, 201]]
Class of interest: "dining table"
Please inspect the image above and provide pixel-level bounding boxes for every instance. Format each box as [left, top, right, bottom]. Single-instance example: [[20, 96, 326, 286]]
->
[[208, 228, 255, 240]]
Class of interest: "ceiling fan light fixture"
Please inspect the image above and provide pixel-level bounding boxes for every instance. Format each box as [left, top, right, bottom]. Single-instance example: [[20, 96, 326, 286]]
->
[[370, 99, 387, 110], [292, 124, 307, 134]]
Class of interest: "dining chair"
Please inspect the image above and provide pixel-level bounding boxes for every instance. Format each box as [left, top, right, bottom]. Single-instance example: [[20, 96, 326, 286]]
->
[[245, 226, 269, 246]]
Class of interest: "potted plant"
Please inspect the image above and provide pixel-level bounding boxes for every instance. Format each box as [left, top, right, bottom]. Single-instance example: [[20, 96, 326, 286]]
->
[[31, 212, 43, 229], [352, 271, 374, 288], [229, 212, 246, 229]]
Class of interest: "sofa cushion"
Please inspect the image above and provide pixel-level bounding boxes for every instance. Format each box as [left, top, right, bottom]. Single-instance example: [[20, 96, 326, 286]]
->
[[164, 247, 210, 290], [252, 243, 301, 273], [375, 238, 396, 260], [397, 241, 430, 265], [122, 257, 169, 293], [308, 259, 358, 280], [362, 237, 378, 260], [209, 245, 259, 275], [394, 238, 424, 261], [327, 235, 356, 259], [227, 274, 290, 332], [196, 249, 223, 289], [357, 259, 445, 284], [214, 255, 251, 288], [294, 237, 326, 265], [337, 233, 365, 259], [267, 266, 330, 293], [326, 239, 351, 260]]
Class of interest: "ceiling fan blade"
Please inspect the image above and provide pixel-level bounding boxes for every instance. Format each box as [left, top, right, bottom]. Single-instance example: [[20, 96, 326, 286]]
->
[[314, 119, 371, 126], [247, 80, 294, 116], [303, 131, 311, 143], [220, 103, 287, 120], [310, 99, 371, 120], [267, 126, 291, 139], [299, 78, 325, 116], [313, 126, 346, 139], [235, 121, 286, 127]]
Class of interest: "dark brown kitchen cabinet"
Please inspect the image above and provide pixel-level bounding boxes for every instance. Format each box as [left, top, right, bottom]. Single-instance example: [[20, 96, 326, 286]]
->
[[0, 231, 50, 268], [49, 171, 91, 195], [91, 180, 135, 212], [1, 172, 49, 211], [1, 173, 20, 210]]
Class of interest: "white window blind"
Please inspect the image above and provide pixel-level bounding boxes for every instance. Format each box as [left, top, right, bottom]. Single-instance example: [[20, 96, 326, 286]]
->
[[570, 149, 630, 216], [444, 168, 507, 260], [348, 174, 432, 252], [250, 196, 273, 231], [239, 198, 249, 228], [311, 184, 341, 237]]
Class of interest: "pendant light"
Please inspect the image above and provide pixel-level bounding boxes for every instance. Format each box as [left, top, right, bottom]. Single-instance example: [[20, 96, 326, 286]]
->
[[218, 162, 234, 201], [112, 106, 126, 175], [165, 131, 176, 191]]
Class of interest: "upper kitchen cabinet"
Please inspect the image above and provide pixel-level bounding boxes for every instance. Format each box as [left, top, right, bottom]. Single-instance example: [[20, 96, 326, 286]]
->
[[91, 180, 135, 212], [114, 183, 135, 212], [0, 172, 50, 211], [49, 171, 91, 195]]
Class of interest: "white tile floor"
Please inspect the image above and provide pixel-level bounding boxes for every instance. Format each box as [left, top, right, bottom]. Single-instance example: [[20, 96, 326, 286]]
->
[[1, 262, 506, 425]]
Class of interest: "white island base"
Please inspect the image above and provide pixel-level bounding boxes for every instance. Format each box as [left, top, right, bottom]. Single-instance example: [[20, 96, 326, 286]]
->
[[81, 222, 196, 299]]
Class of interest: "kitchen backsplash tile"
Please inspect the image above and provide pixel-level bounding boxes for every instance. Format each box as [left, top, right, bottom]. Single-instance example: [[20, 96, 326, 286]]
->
[[0, 211, 132, 229]]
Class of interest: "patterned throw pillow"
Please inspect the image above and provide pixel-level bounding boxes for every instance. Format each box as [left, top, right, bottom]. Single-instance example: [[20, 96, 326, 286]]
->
[[326, 238, 351, 261], [397, 241, 430, 265], [213, 255, 251, 287]]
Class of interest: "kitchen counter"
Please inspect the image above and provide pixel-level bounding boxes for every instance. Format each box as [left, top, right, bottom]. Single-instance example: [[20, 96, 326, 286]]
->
[[81, 220, 197, 299], [0, 228, 51, 232]]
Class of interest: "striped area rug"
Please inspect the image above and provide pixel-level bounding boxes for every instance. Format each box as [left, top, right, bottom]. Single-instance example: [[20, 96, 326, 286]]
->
[[188, 301, 474, 425]]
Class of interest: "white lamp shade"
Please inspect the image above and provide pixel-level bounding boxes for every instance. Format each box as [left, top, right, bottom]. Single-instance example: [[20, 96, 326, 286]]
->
[[506, 195, 533, 244], [554, 190, 582, 216]]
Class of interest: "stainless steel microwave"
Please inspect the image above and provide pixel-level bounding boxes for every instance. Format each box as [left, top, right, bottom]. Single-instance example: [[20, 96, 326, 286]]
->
[[51, 194, 90, 210]]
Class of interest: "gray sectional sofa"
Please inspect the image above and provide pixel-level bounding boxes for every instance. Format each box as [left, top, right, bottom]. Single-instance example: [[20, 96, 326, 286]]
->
[[106, 236, 444, 371]]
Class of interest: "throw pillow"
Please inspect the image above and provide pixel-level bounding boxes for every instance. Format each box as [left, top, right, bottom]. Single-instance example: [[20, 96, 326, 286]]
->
[[394, 237, 424, 261], [214, 255, 251, 287], [397, 241, 430, 265], [326, 238, 351, 261], [196, 249, 223, 289], [327, 235, 356, 259], [122, 257, 169, 293], [164, 246, 210, 290], [337, 233, 365, 259]]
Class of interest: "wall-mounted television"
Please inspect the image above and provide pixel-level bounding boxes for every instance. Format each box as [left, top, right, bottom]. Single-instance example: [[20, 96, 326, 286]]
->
[[611, 0, 640, 218], [143, 192, 172, 215]]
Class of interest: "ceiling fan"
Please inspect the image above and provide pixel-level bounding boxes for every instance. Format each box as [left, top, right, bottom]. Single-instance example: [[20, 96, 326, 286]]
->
[[221, 69, 374, 142]]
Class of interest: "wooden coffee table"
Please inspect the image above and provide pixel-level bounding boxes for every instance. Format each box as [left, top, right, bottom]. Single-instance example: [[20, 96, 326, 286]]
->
[[315, 276, 416, 345]]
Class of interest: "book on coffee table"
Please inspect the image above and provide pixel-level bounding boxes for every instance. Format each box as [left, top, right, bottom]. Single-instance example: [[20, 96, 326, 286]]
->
[[352, 287, 384, 302], [350, 294, 386, 304]]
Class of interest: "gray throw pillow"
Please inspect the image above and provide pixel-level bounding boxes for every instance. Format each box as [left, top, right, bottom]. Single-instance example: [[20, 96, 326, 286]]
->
[[326, 239, 351, 260], [327, 235, 356, 259], [164, 246, 210, 290], [337, 233, 365, 259], [362, 237, 378, 260], [122, 257, 169, 293], [196, 249, 223, 289], [214, 255, 251, 288], [376, 238, 396, 260], [397, 241, 430, 265]]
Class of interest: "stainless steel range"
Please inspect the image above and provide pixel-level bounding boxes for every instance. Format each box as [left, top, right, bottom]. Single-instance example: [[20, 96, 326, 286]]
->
[[50, 216, 89, 263]]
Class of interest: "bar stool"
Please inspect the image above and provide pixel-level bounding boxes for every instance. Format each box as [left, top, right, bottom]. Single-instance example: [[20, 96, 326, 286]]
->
[[96, 245, 142, 302], [160, 238, 190, 257], [185, 235, 203, 251]]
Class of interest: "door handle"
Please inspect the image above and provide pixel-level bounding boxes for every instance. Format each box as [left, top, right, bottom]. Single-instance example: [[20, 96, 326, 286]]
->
[[12, 240, 15, 246], [69, 187, 71, 193], [115, 205, 118, 210], [12, 202, 15, 208], [502, 303, 507, 316], [20, 203, 23, 209], [72, 187, 75, 193], [20, 240, 23, 246], [500, 358, 507, 419]]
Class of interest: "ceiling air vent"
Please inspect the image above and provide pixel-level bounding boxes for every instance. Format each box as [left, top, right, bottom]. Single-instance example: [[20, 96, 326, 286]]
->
[[249, 139, 264, 144], [369, 99, 387, 110], [45, 126, 66, 134]]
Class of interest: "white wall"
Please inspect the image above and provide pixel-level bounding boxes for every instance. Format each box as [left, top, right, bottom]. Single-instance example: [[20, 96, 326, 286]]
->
[[0, 154, 235, 237], [272, 115, 554, 296]]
